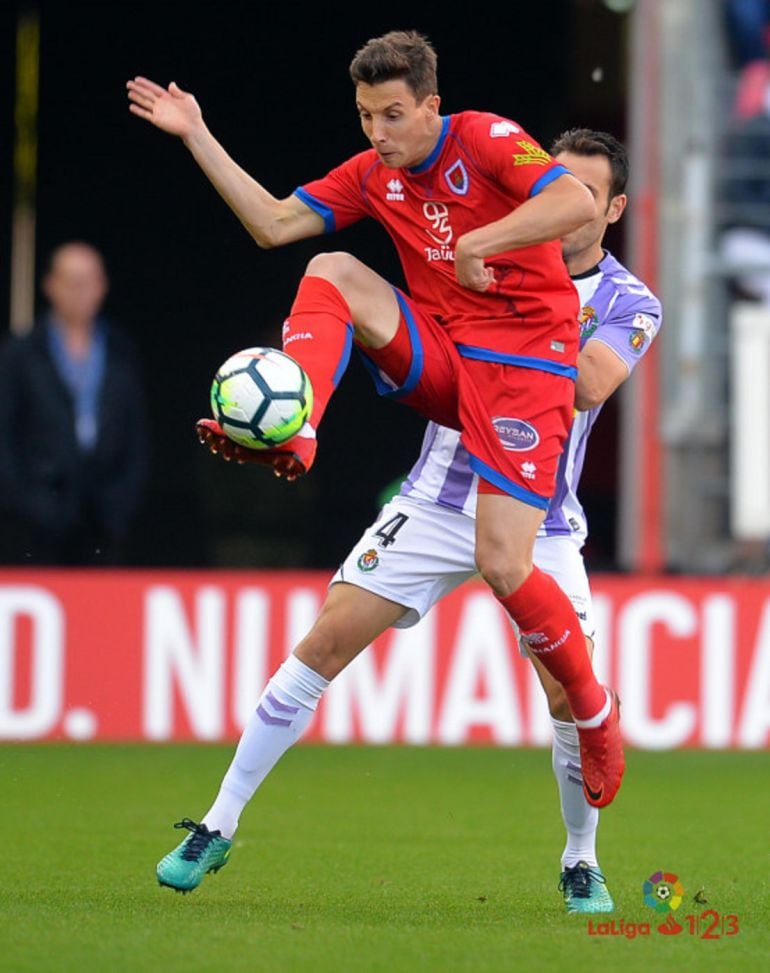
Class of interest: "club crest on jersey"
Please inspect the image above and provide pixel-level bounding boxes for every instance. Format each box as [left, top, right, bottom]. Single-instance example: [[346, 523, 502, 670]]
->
[[579, 305, 599, 340], [444, 159, 469, 195], [493, 417, 540, 451], [386, 178, 405, 201], [512, 140, 552, 167], [357, 548, 380, 572]]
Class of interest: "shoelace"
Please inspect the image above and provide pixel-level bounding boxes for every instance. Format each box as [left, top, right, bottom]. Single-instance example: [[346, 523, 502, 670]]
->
[[559, 863, 606, 899], [173, 818, 220, 862]]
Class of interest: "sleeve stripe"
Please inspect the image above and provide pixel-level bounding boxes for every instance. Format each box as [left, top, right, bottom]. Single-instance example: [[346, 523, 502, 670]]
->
[[293, 187, 336, 233], [528, 164, 570, 198]]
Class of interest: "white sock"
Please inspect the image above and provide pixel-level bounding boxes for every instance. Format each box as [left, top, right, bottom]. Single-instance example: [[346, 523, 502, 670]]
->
[[202, 655, 329, 838], [551, 718, 600, 869]]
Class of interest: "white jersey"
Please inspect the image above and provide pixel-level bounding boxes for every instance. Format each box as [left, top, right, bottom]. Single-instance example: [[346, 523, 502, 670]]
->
[[399, 250, 662, 546]]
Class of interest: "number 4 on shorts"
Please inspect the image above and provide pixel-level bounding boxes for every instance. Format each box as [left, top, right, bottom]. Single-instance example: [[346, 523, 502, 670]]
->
[[375, 513, 409, 548]]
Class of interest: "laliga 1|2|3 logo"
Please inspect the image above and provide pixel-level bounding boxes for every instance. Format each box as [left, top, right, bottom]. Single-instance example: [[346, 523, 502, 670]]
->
[[586, 871, 740, 941]]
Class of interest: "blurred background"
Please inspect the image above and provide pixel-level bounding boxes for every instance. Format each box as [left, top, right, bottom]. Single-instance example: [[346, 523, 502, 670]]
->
[[1, 0, 767, 575]]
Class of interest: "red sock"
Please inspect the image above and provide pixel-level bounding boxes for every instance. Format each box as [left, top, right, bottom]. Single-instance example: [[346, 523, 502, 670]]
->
[[497, 566, 606, 720], [283, 275, 354, 428]]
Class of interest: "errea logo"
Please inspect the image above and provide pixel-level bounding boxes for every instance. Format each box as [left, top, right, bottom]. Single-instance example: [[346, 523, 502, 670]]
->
[[386, 179, 405, 201]]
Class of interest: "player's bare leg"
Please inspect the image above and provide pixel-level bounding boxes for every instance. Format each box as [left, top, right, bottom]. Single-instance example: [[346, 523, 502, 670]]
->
[[527, 643, 614, 913], [156, 583, 406, 892], [474, 492, 623, 808], [291, 581, 407, 680]]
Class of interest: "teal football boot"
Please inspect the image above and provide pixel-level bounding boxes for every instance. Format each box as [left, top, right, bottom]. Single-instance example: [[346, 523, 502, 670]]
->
[[558, 861, 615, 914], [156, 819, 232, 893]]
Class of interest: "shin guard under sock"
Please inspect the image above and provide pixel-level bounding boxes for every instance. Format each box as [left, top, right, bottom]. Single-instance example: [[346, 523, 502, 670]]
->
[[497, 566, 606, 720], [282, 275, 354, 428]]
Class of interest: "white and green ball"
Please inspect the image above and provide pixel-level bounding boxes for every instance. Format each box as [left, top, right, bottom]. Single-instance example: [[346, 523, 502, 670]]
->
[[210, 347, 313, 449]]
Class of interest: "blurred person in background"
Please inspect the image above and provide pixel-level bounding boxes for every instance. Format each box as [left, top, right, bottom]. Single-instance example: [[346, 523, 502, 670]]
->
[[725, 0, 770, 68], [0, 242, 149, 565], [720, 106, 770, 305], [726, 0, 770, 118]]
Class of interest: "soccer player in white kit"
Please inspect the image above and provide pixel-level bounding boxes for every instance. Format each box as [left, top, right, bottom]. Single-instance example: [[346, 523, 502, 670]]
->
[[156, 130, 662, 914]]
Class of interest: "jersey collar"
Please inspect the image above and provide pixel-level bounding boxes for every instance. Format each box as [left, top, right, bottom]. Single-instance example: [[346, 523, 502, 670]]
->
[[406, 116, 450, 175], [570, 249, 609, 280]]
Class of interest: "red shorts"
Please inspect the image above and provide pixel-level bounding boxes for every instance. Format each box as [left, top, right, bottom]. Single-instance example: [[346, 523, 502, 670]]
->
[[356, 289, 575, 509]]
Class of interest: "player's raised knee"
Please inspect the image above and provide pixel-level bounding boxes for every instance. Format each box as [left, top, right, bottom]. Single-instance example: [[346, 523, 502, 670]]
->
[[305, 251, 363, 288]]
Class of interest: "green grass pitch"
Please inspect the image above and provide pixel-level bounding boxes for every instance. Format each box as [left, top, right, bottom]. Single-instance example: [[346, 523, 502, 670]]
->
[[1, 744, 768, 973]]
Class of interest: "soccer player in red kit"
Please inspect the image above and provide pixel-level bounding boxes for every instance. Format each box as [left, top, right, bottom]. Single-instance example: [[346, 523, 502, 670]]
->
[[128, 30, 623, 811]]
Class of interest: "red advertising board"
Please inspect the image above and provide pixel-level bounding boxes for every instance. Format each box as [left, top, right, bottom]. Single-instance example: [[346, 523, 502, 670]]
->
[[1, 570, 769, 749]]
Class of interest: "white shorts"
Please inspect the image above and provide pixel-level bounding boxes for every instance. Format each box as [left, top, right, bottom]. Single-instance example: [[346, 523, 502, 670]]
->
[[332, 495, 596, 648]]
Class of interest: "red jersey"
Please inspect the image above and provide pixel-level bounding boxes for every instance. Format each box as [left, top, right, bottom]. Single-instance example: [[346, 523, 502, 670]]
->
[[295, 111, 580, 368]]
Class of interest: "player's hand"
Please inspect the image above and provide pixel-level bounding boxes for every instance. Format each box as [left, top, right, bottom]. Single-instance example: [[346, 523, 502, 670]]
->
[[196, 419, 307, 479], [127, 77, 203, 140], [454, 249, 497, 293]]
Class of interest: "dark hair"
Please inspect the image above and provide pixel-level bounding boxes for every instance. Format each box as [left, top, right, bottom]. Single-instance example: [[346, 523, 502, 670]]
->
[[349, 30, 438, 101], [550, 128, 629, 199]]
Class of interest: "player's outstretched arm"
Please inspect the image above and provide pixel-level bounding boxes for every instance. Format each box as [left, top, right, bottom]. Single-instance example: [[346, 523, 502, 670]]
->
[[454, 174, 596, 292], [127, 77, 203, 139], [126, 77, 324, 248]]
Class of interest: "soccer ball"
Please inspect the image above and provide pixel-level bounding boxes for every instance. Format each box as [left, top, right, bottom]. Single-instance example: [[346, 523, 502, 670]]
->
[[656, 885, 671, 901], [210, 347, 313, 449]]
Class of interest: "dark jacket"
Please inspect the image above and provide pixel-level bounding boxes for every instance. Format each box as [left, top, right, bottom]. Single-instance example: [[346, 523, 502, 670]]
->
[[0, 319, 149, 541]]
